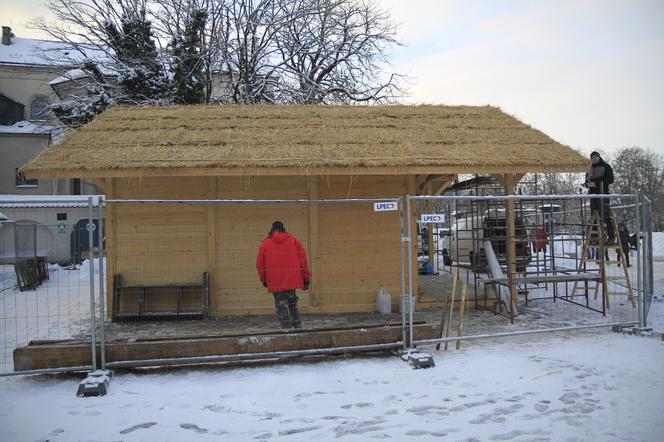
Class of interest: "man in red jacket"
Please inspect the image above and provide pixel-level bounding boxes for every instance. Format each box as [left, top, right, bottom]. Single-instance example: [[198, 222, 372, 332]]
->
[[256, 221, 310, 328]]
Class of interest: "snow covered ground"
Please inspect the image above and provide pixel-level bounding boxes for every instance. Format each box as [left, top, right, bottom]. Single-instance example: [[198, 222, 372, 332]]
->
[[0, 234, 661, 441], [0, 330, 662, 441]]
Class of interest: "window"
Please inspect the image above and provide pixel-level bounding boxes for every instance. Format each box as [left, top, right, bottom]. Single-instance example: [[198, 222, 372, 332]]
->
[[57, 213, 67, 221], [30, 96, 50, 120], [16, 168, 38, 187]]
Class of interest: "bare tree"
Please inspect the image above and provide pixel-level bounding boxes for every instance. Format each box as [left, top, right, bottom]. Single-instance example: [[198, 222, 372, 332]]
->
[[519, 173, 583, 196], [31, 0, 405, 108], [613, 147, 664, 230], [275, 0, 403, 103], [214, 0, 298, 103]]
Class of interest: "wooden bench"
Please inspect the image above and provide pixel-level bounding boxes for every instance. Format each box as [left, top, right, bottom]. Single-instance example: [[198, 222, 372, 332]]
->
[[14, 257, 49, 291], [112, 272, 209, 321]]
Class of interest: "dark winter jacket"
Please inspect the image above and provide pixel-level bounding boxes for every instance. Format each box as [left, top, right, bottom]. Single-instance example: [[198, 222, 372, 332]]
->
[[256, 231, 310, 293], [587, 159, 614, 194]]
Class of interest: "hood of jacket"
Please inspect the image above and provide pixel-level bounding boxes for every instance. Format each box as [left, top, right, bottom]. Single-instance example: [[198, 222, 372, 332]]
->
[[270, 230, 291, 244]]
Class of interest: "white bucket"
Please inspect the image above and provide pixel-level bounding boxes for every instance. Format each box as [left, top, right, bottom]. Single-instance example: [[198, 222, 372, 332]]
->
[[376, 287, 392, 314]]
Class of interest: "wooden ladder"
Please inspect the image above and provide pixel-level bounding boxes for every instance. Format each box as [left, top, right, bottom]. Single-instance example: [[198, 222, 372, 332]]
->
[[572, 211, 635, 308]]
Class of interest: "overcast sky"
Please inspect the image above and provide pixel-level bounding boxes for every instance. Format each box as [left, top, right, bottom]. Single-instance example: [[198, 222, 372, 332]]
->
[[4, 0, 664, 157]]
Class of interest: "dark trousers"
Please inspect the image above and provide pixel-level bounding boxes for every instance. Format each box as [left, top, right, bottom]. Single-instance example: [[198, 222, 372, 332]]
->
[[590, 196, 614, 240], [619, 248, 631, 267], [273, 290, 301, 328]]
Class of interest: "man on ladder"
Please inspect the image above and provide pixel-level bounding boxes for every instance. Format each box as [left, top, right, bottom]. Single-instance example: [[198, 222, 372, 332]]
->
[[585, 151, 615, 243]]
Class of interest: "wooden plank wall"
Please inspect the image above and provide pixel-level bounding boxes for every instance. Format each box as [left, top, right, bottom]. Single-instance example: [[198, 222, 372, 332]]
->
[[108, 175, 409, 316], [213, 176, 310, 315], [112, 177, 209, 312], [318, 175, 406, 312]]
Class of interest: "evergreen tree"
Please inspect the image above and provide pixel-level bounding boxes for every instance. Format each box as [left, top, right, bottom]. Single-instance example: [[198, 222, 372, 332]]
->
[[51, 61, 114, 128], [104, 10, 169, 103], [170, 9, 207, 104]]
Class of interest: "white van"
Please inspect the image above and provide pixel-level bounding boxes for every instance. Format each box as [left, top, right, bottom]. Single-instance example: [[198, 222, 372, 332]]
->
[[442, 208, 533, 271]]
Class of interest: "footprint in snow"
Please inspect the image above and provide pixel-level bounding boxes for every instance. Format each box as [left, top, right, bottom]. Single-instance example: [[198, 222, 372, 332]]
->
[[119, 422, 157, 434], [180, 423, 208, 433], [534, 400, 551, 412]]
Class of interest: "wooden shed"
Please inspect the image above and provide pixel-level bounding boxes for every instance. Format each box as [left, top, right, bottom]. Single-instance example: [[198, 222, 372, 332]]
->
[[23, 105, 587, 318]]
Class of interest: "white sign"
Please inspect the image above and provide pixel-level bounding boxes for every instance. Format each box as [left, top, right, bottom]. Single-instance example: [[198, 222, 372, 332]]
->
[[86, 222, 96, 232], [373, 201, 398, 212], [420, 214, 444, 224]]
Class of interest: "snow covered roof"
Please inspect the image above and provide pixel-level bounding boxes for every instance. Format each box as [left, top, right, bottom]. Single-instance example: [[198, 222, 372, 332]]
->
[[23, 105, 588, 178], [0, 36, 81, 67], [0, 121, 55, 135], [49, 66, 116, 86], [0, 195, 104, 208], [49, 68, 89, 85]]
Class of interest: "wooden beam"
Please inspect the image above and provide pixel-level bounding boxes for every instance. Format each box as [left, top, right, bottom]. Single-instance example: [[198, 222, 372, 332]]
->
[[418, 174, 444, 194], [433, 177, 455, 196], [426, 182, 435, 265], [308, 176, 321, 307], [494, 173, 525, 190], [13, 324, 441, 371], [407, 175, 419, 301], [493, 174, 518, 320], [206, 177, 217, 315], [105, 178, 116, 318], [91, 178, 106, 193], [25, 164, 588, 180], [416, 174, 431, 190]]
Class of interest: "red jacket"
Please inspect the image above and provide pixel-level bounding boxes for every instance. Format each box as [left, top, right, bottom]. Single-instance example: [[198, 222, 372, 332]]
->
[[256, 231, 310, 293]]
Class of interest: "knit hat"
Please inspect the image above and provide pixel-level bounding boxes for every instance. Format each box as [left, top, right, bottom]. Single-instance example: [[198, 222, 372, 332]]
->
[[590, 151, 600, 158], [270, 221, 285, 234]]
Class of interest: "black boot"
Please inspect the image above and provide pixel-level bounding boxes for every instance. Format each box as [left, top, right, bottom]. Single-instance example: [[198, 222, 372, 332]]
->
[[277, 300, 290, 329], [288, 295, 301, 328]]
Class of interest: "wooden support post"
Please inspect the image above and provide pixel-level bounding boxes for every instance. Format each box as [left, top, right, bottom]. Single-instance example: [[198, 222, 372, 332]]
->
[[443, 277, 457, 351], [206, 177, 217, 315], [494, 174, 519, 322], [456, 283, 469, 350], [105, 178, 116, 318], [407, 175, 419, 303], [308, 176, 321, 307], [437, 267, 458, 351]]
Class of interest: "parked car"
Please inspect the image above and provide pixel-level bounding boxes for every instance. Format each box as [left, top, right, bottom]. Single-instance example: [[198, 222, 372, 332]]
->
[[442, 208, 532, 272]]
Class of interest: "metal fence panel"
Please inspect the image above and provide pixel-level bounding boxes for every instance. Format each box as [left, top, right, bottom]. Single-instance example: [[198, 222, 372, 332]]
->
[[0, 200, 98, 375], [100, 198, 407, 369], [642, 197, 654, 326], [406, 194, 649, 347]]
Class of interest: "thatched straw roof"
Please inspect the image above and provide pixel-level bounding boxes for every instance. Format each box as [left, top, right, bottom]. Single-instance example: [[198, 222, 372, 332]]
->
[[24, 105, 587, 178]]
